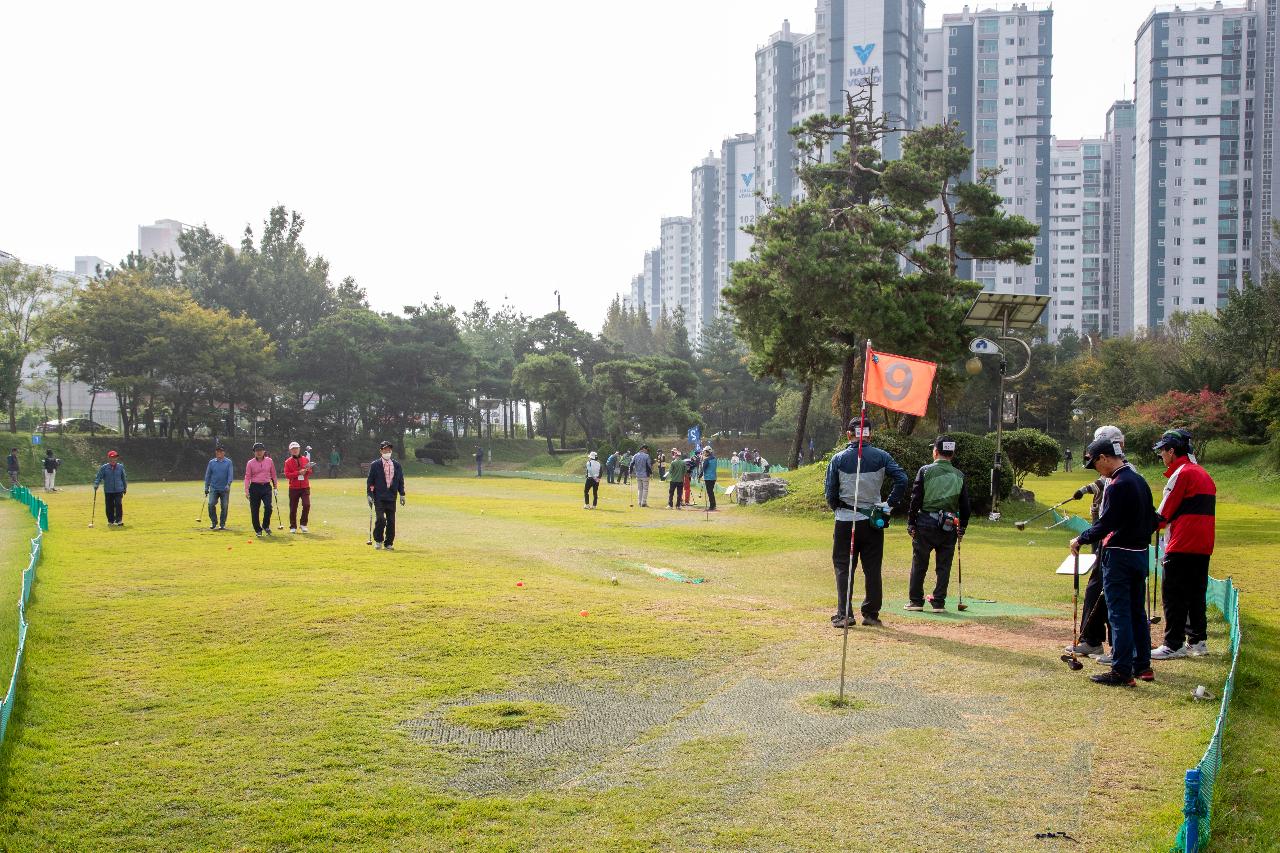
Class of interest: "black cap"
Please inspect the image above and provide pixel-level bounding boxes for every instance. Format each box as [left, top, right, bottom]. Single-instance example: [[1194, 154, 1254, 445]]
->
[[934, 435, 957, 454], [252, 442, 265, 451], [214, 444, 225, 452], [379, 440, 394, 450], [1083, 436, 1124, 470], [1153, 428, 1192, 455]]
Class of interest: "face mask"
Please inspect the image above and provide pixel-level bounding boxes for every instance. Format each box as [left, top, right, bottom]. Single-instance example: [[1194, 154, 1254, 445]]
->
[[381, 452, 392, 460]]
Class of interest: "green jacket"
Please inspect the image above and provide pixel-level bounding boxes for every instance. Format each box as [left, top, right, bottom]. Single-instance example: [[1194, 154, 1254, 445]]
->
[[667, 457, 686, 481], [907, 459, 971, 530]]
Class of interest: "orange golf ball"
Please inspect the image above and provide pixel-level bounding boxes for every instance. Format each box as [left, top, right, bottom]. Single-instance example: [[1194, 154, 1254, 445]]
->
[[579, 610, 589, 617], [516, 581, 523, 587]]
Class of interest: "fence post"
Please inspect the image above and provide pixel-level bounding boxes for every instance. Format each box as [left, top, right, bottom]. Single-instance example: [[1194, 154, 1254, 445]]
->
[[1184, 768, 1201, 852]]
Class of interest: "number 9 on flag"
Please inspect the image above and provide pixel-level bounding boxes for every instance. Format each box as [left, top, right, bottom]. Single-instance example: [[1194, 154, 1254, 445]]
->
[[864, 348, 937, 417]]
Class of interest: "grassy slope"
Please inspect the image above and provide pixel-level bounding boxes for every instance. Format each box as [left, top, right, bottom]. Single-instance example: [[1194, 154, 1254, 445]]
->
[[0, 462, 1270, 850]]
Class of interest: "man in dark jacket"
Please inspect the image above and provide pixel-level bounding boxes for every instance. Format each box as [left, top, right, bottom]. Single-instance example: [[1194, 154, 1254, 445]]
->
[[367, 440, 407, 550], [1065, 424, 1125, 656], [824, 420, 908, 628], [93, 450, 128, 526], [1071, 436, 1156, 687], [6, 447, 18, 487], [906, 436, 972, 613], [1151, 428, 1217, 659]]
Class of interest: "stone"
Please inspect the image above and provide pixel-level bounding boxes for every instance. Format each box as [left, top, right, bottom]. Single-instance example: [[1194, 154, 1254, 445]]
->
[[735, 477, 789, 505], [740, 472, 768, 482]]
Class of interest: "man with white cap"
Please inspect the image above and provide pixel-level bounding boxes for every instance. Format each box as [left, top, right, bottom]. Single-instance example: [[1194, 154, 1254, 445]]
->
[[583, 451, 602, 509], [1064, 425, 1125, 656], [284, 441, 315, 533]]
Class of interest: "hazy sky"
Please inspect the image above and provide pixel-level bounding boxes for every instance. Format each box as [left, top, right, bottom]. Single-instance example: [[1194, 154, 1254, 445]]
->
[[2, 1, 1155, 330]]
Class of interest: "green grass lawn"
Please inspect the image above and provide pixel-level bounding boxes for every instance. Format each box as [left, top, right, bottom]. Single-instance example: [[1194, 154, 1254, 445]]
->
[[0, 462, 1273, 851]]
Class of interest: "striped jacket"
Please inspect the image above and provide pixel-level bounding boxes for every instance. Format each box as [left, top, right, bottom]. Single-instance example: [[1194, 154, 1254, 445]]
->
[[1157, 457, 1216, 556]]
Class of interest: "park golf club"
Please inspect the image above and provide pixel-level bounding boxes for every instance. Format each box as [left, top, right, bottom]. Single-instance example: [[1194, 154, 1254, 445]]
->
[[1061, 550, 1086, 671], [1013, 493, 1081, 531], [366, 497, 374, 545], [88, 487, 97, 528], [956, 537, 967, 611], [196, 492, 208, 527]]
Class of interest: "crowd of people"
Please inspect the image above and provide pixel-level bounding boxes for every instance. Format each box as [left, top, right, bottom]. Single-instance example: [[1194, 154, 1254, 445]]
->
[[585, 444, 719, 511], [821, 418, 1217, 689]]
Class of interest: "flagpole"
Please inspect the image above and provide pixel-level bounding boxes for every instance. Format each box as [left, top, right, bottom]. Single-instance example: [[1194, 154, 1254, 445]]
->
[[838, 340, 872, 704]]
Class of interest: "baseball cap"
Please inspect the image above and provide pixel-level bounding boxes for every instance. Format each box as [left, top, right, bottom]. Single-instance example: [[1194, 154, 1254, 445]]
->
[[588, 451, 598, 459], [1083, 436, 1124, 470], [379, 440, 394, 450], [846, 419, 871, 438], [288, 441, 301, 450], [252, 442, 265, 451], [934, 435, 957, 454], [107, 450, 118, 458], [214, 445, 225, 453], [1153, 428, 1193, 454], [1093, 424, 1125, 445]]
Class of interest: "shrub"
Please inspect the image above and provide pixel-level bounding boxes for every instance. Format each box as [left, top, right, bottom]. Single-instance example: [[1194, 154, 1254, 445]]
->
[[414, 430, 459, 465], [990, 428, 1062, 489], [948, 431, 1009, 514], [1116, 388, 1233, 461]]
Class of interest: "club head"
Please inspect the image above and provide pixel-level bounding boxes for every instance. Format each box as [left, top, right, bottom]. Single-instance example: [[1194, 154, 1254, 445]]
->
[[1150, 616, 1162, 625], [957, 603, 968, 611], [1060, 654, 1084, 671], [87, 522, 94, 528], [1014, 521, 1027, 531]]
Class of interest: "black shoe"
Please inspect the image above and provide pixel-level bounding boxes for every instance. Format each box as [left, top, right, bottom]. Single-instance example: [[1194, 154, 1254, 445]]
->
[[263, 528, 272, 537], [1090, 671, 1136, 687], [210, 524, 218, 531], [831, 616, 856, 629], [863, 616, 884, 627], [384, 545, 394, 551]]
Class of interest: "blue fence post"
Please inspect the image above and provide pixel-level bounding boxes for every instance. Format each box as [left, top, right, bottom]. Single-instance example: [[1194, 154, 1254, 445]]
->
[[1184, 768, 1202, 852]]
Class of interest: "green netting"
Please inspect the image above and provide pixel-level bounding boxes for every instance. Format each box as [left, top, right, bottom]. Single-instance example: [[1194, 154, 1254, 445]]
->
[[0, 484, 47, 747], [1049, 509, 1090, 534], [1173, 576, 1241, 852]]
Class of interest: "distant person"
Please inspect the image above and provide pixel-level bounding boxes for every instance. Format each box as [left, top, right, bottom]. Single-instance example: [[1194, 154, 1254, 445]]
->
[[905, 436, 971, 613], [656, 451, 667, 482], [1070, 435, 1156, 687], [93, 450, 128, 527], [620, 451, 632, 486], [701, 446, 719, 511], [243, 442, 277, 537], [367, 440, 406, 550], [1151, 429, 1216, 660], [666, 448, 686, 509], [203, 444, 234, 530], [605, 450, 618, 485], [328, 446, 342, 478], [583, 451, 602, 509], [760, 455, 770, 474], [474, 447, 484, 477], [824, 421, 908, 629], [1064, 447, 1073, 473], [43, 448, 61, 491], [731, 452, 741, 478], [304, 445, 313, 464], [632, 444, 653, 507], [6, 447, 18, 487], [284, 441, 315, 533], [682, 451, 695, 505]]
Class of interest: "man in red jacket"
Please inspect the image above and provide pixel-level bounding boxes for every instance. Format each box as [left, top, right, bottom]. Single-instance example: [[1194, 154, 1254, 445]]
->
[[284, 441, 315, 533], [1150, 428, 1216, 659]]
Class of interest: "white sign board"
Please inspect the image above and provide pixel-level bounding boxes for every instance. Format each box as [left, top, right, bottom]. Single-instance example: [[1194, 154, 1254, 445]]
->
[[1055, 553, 1097, 575]]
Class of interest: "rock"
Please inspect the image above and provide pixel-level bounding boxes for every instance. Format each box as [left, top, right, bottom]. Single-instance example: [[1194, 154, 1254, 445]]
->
[[736, 477, 789, 505], [740, 472, 768, 482]]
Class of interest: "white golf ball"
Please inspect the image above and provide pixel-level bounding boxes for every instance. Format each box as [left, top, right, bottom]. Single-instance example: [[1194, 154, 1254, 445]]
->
[[611, 577, 618, 585]]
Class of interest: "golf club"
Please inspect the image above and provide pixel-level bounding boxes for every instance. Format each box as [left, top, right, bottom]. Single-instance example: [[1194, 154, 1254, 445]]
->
[[1014, 494, 1082, 531], [1148, 554, 1162, 624], [197, 492, 209, 527], [88, 487, 98, 528], [956, 536, 967, 611], [366, 497, 374, 545], [1061, 551, 1085, 671], [629, 470, 634, 508], [274, 487, 283, 530]]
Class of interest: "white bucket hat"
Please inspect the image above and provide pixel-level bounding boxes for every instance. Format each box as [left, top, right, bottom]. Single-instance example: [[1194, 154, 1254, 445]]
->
[[288, 441, 301, 450]]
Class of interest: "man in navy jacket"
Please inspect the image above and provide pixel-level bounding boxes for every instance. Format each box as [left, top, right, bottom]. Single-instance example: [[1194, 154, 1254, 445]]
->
[[824, 421, 908, 628], [367, 440, 406, 550]]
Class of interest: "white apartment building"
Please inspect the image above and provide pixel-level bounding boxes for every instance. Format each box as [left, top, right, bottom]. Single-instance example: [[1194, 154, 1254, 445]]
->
[[138, 218, 188, 261], [1048, 138, 1111, 338], [1106, 101, 1139, 336], [713, 133, 758, 326], [691, 153, 721, 339], [1133, 2, 1258, 329], [924, 4, 1054, 297], [658, 216, 694, 336]]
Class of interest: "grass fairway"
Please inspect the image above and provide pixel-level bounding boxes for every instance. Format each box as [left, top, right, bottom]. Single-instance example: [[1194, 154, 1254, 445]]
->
[[0, 467, 1272, 851]]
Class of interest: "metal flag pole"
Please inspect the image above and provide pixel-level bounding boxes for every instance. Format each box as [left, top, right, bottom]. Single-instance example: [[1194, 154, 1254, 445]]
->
[[838, 340, 872, 704]]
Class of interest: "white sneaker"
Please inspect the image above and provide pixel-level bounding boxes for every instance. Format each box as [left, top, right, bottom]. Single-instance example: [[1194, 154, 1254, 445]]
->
[[374, 542, 383, 550], [1093, 653, 1115, 665], [584, 504, 590, 510], [1187, 641, 1209, 656], [1065, 642, 1104, 656], [300, 526, 308, 533], [1151, 644, 1189, 660], [289, 528, 297, 534]]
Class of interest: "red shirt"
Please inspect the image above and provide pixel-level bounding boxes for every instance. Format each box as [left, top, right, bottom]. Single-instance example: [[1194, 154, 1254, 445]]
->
[[1157, 457, 1216, 556], [284, 455, 313, 491]]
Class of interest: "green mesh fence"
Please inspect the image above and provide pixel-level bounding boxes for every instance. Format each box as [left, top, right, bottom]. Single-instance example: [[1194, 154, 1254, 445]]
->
[[0, 484, 48, 746], [1174, 576, 1241, 853]]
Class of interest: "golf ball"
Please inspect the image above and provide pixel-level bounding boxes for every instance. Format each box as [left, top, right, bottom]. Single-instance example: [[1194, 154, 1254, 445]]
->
[[516, 581, 524, 587], [610, 577, 618, 585], [579, 610, 589, 617]]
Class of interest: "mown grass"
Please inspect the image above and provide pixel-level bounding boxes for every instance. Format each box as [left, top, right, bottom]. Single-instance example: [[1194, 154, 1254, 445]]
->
[[0, 464, 1270, 851]]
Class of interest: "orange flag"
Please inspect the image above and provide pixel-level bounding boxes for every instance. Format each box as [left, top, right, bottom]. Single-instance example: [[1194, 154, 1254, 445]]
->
[[864, 348, 937, 417]]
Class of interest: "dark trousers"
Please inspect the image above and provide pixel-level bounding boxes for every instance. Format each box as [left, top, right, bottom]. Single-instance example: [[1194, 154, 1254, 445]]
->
[[705, 480, 717, 510], [247, 483, 273, 533], [1101, 549, 1151, 678], [832, 519, 885, 619], [668, 480, 683, 508], [584, 478, 599, 506], [908, 518, 957, 606], [1079, 555, 1111, 646], [207, 489, 229, 527], [607, 467, 615, 484], [622, 467, 629, 485], [1162, 552, 1211, 649], [104, 491, 124, 524], [328, 464, 339, 478], [289, 488, 311, 528], [374, 499, 397, 546]]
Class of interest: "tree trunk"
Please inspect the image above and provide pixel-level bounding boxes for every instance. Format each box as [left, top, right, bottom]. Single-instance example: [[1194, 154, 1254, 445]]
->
[[835, 349, 857, 428], [8, 398, 15, 433], [525, 399, 533, 438], [559, 412, 566, 449], [790, 379, 814, 472], [543, 402, 554, 454], [897, 413, 919, 435], [56, 372, 63, 434]]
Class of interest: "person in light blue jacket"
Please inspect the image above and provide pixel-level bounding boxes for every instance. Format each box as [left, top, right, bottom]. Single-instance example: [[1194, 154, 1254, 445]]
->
[[93, 450, 128, 526], [203, 445, 235, 530]]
